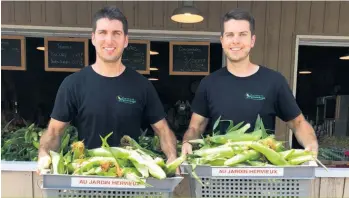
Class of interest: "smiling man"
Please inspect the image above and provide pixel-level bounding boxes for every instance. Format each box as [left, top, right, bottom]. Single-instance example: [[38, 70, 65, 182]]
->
[[182, 8, 318, 156], [38, 6, 178, 172]]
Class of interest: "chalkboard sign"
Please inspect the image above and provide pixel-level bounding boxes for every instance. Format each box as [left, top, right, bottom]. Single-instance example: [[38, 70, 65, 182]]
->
[[45, 37, 89, 72], [122, 40, 150, 74], [1, 35, 26, 71], [170, 41, 210, 76]]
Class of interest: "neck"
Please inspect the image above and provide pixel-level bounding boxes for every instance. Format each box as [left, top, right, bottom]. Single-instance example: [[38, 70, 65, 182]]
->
[[226, 56, 258, 77], [92, 58, 125, 77]]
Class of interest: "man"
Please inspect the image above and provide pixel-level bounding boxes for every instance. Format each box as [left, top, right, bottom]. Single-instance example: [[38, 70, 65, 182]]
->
[[181, 8, 318, 156], [38, 6, 178, 172]]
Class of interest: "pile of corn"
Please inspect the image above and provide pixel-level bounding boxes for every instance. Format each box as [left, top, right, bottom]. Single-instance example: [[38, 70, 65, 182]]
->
[[187, 116, 318, 167], [1, 124, 77, 161], [46, 133, 186, 186]]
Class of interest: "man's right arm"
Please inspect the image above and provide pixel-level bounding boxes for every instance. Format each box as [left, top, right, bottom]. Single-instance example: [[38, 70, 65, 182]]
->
[[38, 118, 68, 158], [182, 76, 210, 154], [37, 76, 77, 172], [182, 113, 209, 154], [37, 118, 69, 173], [39, 75, 76, 158]]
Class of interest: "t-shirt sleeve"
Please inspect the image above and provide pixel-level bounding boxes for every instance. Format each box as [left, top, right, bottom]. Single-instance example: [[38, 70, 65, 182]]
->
[[275, 75, 302, 122], [50, 77, 77, 122], [191, 78, 209, 118], [144, 81, 166, 124]]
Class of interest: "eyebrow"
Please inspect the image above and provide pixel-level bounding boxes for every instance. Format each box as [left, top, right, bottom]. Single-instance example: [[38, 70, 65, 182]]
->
[[97, 30, 123, 33], [225, 31, 249, 35]]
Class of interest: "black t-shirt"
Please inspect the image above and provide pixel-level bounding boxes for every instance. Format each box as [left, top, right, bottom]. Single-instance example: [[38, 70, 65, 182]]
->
[[51, 66, 166, 149], [191, 66, 301, 134]]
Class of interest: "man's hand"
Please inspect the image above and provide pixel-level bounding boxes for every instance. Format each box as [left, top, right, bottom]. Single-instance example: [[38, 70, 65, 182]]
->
[[37, 155, 51, 175], [166, 156, 181, 175], [181, 113, 208, 155], [304, 141, 319, 158], [287, 114, 318, 158], [37, 118, 67, 175], [181, 142, 193, 155], [151, 119, 179, 174]]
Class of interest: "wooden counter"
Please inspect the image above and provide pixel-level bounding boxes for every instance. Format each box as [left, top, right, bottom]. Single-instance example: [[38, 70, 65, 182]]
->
[[311, 168, 349, 198]]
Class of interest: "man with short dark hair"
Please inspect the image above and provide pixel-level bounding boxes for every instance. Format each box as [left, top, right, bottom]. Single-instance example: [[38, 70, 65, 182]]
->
[[181, 8, 318, 156], [37, 6, 178, 172]]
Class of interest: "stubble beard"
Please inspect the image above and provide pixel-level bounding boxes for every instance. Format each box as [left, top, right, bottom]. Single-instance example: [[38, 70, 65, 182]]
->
[[225, 49, 250, 64], [97, 51, 122, 63]]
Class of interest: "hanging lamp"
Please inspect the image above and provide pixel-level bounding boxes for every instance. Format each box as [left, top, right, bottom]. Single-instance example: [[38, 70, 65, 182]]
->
[[299, 64, 312, 75], [171, 1, 204, 24], [339, 50, 349, 60], [150, 50, 159, 55], [299, 70, 312, 74], [37, 46, 45, 51]]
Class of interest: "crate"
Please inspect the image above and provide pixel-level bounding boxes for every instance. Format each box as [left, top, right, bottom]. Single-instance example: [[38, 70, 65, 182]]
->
[[181, 161, 317, 198], [41, 174, 183, 198]]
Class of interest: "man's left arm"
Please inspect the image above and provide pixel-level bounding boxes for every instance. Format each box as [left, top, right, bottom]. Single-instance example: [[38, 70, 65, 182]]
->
[[275, 75, 319, 156], [144, 80, 178, 162], [151, 119, 178, 162], [287, 114, 318, 156]]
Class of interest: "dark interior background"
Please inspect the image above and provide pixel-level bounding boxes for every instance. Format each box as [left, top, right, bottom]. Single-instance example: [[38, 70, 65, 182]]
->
[[296, 45, 349, 122], [292, 45, 349, 149]]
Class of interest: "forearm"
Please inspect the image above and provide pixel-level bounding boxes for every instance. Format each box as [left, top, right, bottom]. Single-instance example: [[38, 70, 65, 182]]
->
[[182, 127, 201, 142], [159, 128, 177, 159], [183, 121, 207, 142], [292, 120, 318, 148], [38, 129, 62, 158]]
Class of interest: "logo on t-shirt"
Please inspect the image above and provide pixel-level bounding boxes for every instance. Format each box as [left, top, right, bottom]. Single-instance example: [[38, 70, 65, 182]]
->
[[117, 95, 136, 104], [245, 93, 265, 101]]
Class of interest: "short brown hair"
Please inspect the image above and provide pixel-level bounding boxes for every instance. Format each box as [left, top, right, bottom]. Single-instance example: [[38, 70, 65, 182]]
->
[[92, 6, 128, 35], [221, 8, 255, 36]]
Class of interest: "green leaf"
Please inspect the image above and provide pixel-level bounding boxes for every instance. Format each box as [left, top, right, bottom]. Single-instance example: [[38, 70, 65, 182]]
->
[[230, 121, 244, 131], [254, 114, 261, 131], [100, 132, 113, 148], [24, 129, 31, 143], [60, 133, 70, 153], [213, 116, 221, 132], [260, 118, 268, 139], [32, 141, 40, 149], [220, 120, 234, 133], [28, 123, 35, 130], [31, 132, 38, 142]]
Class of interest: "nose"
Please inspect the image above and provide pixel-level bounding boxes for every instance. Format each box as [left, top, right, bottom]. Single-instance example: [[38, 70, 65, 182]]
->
[[232, 35, 240, 44], [105, 34, 113, 44]]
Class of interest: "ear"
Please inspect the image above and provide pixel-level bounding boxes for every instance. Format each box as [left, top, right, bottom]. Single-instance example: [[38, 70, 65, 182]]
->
[[220, 36, 224, 48], [251, 34, 256, 48], [124, 35, 129, 48], [91, 32, 96, 47]]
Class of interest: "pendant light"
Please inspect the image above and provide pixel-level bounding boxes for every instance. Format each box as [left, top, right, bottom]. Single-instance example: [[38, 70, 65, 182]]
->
[[150, 50, 159, 55], [37, 46, 45, 51], [299, 70, 312, 75], [299, 64, 311, 75], [171, 1, 204, 24], [339, 50, 349, 60]]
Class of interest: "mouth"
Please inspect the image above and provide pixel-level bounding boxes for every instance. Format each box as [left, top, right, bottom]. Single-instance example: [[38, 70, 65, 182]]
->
[[230, 47, 242, 52], [103, 47, 116, 53]]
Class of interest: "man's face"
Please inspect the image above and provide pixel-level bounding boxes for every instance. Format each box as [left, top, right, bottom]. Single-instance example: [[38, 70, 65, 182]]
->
[[92, 18, 128, 63], [220, 19, 256, 63]]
